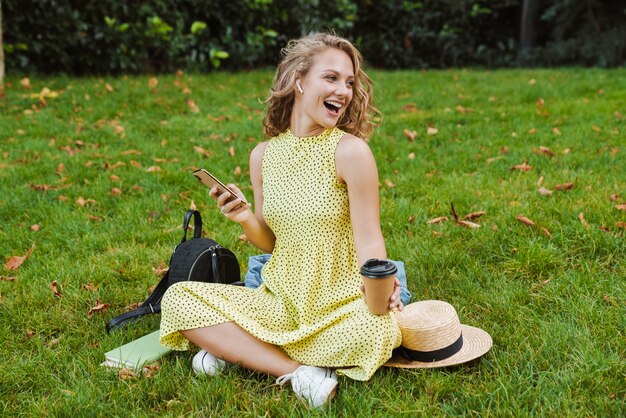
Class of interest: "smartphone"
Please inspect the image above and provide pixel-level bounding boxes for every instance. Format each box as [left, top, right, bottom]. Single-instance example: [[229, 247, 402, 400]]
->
[[193, 169, 247, 205]]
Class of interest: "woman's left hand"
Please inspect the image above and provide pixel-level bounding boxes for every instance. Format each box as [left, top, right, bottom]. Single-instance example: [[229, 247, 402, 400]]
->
[[358, 277, 404, 313], [389, 278, 404, 312]]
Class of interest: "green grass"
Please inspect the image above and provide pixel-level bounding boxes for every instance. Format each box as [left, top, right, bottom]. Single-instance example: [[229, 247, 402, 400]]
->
[[1, 68, 625, 416]]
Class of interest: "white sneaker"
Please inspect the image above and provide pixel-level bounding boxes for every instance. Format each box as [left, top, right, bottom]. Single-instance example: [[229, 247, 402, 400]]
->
[[276, 365, 338, 408], [191, 350, 227, 376]]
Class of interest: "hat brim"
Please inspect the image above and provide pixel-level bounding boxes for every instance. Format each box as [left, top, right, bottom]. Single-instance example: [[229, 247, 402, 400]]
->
[[384, 324, 492, 369]]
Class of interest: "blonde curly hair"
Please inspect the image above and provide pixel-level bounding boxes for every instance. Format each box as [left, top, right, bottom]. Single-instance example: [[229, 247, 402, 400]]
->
[[262, 33, 381, 140]]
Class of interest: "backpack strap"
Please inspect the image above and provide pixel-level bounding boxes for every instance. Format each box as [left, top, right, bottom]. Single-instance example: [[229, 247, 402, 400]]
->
[[105, 270, 170, 332], [182, 209, 203, 242]]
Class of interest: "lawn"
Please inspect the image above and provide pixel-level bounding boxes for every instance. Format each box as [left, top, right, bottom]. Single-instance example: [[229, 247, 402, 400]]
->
[[0, 68, 624, 416]]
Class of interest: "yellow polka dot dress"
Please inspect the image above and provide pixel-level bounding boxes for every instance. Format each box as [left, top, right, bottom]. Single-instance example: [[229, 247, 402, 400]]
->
[[160, 127, 402, 381]]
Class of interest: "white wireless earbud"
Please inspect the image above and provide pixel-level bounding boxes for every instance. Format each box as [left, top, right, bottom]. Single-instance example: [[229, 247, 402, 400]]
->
[[296, 80, 304, 94]]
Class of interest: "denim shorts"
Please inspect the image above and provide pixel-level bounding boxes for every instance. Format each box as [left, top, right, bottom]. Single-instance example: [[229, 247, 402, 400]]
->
[[244, 254, 412, 306]]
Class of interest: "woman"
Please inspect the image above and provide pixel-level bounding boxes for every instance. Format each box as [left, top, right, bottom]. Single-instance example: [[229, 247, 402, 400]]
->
[[160, 33, 404, 408]]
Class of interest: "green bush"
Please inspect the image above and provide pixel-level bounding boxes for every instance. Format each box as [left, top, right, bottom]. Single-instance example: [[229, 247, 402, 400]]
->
[[2, 0, 625, 74]]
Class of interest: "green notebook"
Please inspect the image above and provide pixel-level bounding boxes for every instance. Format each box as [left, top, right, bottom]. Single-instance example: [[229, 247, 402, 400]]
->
[[102, 330, 172, 370]]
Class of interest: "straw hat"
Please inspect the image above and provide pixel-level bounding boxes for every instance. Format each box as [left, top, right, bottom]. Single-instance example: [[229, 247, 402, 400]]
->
[[385, 300, 492, 369]]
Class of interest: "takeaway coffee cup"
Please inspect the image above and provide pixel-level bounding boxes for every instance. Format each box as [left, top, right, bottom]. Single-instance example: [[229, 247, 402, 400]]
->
[[360, 259, 398, 315]]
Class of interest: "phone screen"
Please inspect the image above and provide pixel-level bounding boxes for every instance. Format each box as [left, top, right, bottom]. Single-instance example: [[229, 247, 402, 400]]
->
[[193, 169, 246, 204]]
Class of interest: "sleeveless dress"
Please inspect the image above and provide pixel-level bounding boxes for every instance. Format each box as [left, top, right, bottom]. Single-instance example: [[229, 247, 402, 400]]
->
[[159, 127, 402, 381]]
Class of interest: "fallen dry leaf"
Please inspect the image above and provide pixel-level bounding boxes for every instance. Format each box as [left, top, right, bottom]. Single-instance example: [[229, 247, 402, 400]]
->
[[105, 83, 114, 93], [384, 179, 396, 188], [233, 166, 242, 175], [610, 147, 619, 157], [118, 368, 137, 380], [591, 125, 601, 132], [87, 300, 110, 318], [111, 187, 122, 196], [455, 105, 474, 114], [124, 302, 142, 312], [615, 204, 626, 211], [4, 243, 35, 271], [516, 215, 535, 227], [554, 182, 574, 191], [51, 280, 62, 298], [20, 77, 31, 89], [428, 217, 448, 224], [146, 166, 162, 173], [0, 276, 16, 282], [29, 183, 72, 191], [603, 294, 617, 307], [148, 77, 158, 89], [408, 153, 415, 160], [48, 338, 60, 347], [512, 162, 532, 172], [404, 129, 417, 141], [228, 146, 235, 157], [194, 146, 212, 158], [76, 197, 97, 206], [578, 212, 590, 230], [426, 126, 438, 136], [457, 220, 481, 229], [609, 194, 619, 201], [531, 279, 551, 291], [82, 283, 97, 292], [540, 227, 552, 238], [143, 363, 161, 378], [464, 211, 486, 220], [551, 127, 562, 136], [30, 224, 41, 231], [432, 230, 442, 237], [538, 146, 556, 157], [239, 234, 248, 242], [104, 161, 126, 170], [617, 221, 626, 229], [186, 99, 200, 113], [153, 261, 169, 276], [121, 149, 142, 156], [538, 187, 553, 196]]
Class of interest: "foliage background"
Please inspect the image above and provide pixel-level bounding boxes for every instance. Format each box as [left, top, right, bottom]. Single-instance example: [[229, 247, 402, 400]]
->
[[3, 0, 625, 74]]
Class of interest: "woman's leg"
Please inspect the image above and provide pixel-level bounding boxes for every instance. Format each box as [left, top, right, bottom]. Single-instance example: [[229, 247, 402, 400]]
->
[[182, 321, 301, 377]]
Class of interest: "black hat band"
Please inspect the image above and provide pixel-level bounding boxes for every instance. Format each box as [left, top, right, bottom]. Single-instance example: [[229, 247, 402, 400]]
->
[[398, 333, 464, 363]]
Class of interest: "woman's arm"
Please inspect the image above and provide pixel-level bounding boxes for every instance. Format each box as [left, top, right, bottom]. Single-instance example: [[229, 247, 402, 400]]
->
[[211, 141, 276, 253], [336, 134, 403, 311], [335, 135, 386, 266]]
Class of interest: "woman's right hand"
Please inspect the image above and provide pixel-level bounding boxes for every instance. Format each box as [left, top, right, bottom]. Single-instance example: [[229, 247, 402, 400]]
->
[[209, 184, 252, 224]]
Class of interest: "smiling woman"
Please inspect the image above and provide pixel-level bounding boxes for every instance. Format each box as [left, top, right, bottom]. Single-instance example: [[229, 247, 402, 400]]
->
[[262, 33, 381, 140], [159, 33, 402, 409]]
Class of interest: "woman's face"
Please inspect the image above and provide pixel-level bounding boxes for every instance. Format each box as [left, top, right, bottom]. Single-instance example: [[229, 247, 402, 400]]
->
[[296, 48, 355, 132]]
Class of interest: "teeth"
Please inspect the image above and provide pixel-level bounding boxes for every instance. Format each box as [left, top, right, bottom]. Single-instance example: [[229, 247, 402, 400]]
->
[[325, 100, 343, 109]]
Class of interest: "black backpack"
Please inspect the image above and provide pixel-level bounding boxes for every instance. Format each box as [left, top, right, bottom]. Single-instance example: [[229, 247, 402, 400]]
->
[[106, 209, 242, 332]]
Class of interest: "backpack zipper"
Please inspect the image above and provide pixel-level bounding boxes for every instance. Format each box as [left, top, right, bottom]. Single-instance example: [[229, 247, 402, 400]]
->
[[187, 248, 217, 281]]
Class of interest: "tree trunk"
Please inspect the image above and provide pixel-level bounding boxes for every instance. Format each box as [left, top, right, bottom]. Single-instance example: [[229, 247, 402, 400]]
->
[[520, 0, 540, 50], [0, 0, 4, 86]]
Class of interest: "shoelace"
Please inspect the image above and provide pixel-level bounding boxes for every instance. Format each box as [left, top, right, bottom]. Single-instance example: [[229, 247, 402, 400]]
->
[[275, 366, 335, 386], [275, 372, 294, 386]]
